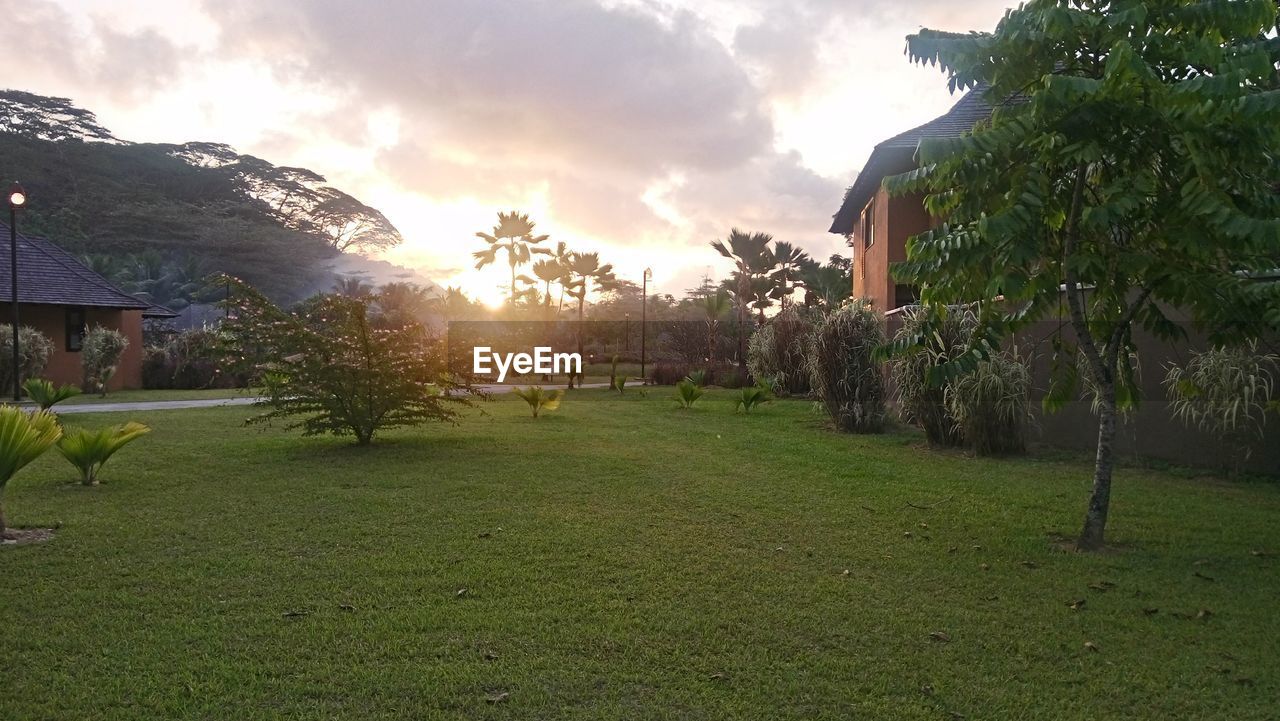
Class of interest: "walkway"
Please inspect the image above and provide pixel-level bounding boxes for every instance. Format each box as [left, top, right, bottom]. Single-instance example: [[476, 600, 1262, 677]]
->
[[55, 383, 613, 414]]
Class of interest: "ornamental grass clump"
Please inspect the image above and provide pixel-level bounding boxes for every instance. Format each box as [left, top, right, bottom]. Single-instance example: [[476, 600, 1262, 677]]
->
[[889, 305, 975, 447], [944, 352, 1032, 456], [809, 302, 886, 433], [0, 408, 61, 537], [747, 308, 814, 396], [82, 326, 129, 396], [1164, 342, 1278, 469], [57, 422, 151, 486]]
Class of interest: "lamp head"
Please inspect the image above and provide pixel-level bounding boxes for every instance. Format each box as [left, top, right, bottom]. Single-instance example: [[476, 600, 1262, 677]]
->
[[8, 182, 25, 208]]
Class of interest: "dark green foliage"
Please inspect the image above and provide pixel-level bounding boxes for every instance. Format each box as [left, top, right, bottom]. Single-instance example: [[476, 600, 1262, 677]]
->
[[0, 326, 52, 394], [224, 285, 475, 445], [142, 329, 238, 390], [0, 91, 401, 303], [736, 382, 773, 413], [809, 302, 887, 433], [945, 353, 1032, 456], [885, 1, 1280, 548], [747, 308, 815, 396]]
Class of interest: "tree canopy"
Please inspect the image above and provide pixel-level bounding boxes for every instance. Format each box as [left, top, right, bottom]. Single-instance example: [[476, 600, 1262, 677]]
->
[[885, 0, 1280, 549]]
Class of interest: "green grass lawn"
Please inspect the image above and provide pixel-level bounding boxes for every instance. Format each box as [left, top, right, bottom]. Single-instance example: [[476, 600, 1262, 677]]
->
[[2, 390, 1277, 719]]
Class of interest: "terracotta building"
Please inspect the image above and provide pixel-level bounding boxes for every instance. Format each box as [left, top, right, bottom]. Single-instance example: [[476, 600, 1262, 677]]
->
[[0, 222, 172, 391], [829, 87, 994, 310]]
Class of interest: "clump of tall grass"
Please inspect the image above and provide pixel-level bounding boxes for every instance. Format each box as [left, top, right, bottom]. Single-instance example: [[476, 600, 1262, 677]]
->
[[890, 305, 975, 447], [808, 302, 886, 433], [945, 352, 1032, 455], [1164, 342, 1278, 467], [747, 308, 814, 396]]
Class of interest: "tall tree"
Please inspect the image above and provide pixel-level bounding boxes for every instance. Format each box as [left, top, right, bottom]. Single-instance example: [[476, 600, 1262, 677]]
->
[[711, 229, 775, 372], [528, 258, 568, 315], [886, 0, 1280, 550], [564, 252, 617, 385], [473, 211, 551, 306], [700, 291, 732, 362], [769, 241, 812, 310]]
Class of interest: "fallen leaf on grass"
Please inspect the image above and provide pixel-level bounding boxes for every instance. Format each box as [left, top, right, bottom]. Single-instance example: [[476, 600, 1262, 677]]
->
[[1196, 609, 1214, 621], [1142, 608, 1159, 616], [903, 532, 913, 538], [1019, 561, 1039, 569], [1193, 572, 1215, 582], [483, 651, 499, 661], [1068, 599, 1087, 611], [478, 532, 492, 539], [929, 631, 952, 643], [919, 684, 934, 696], [338, 604, 356, 612], [919, 522, 929, 530], [455, 588, 469, 598], [1088, 581, 1116, 592], [708, 672, 726, 681], [1084, 641, 1100, 653], [281, 610, 309, 618], [1249, 549, 1269, 558], [840, 569, 851, 577], [485, 692, 510, 704], [980, 564, 990, 571]]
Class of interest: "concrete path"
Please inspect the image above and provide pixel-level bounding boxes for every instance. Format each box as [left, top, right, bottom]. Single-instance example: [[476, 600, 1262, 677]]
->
[[55, 383, 614, 414]]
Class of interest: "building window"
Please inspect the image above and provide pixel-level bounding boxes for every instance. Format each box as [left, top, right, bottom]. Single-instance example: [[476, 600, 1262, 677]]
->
[[862, 202, 875, 250], [65, 307, 86, 352]]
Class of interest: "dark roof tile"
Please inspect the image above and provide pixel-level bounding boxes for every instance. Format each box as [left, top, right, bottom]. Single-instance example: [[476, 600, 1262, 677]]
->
[[0, 222, 150, 309]]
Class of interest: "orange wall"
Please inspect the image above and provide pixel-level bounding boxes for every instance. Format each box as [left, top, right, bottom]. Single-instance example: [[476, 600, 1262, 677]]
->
[[1, 304, 144, 390], [850, 187, 934, 311]]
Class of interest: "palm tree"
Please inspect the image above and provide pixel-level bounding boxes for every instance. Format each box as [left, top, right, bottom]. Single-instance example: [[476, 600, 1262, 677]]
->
[[769, 241, 811, 311], [801, 257, 852, 309], [333, 276, 374, 298], [473, 211, 551, 306], [700, 290, 732, 363], [375, 282, 431, 328], [528, 258, 567, 314], [564, 252, 616, 386], [711, 229, 774, 371]]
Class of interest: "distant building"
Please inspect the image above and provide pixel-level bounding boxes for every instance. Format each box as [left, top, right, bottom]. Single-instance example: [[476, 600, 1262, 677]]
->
[[0, 223, 174, 390]]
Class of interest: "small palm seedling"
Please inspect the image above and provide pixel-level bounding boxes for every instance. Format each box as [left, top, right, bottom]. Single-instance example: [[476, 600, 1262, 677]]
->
[[513, 386, 563, 418], [57, 422, 151, 486], [685, 369, 709, 388], [674, 378, 704, 409], [612, 375, 628, 393], [23, 378, 81, 410], [736, 382, 773, 413], [0, 407, 62, 538]]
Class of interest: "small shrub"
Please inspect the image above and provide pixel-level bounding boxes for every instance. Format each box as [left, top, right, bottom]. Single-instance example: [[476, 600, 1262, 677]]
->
[[23, 379, 81, 410], [612, 376, 628, 393], [945, 353, 1032, 455], [514, 386, 563, 418], [685, 369, 709, 388], [224, 288, 476, 446], [82, 326, 129, 396], [674, 378, 704, 408], [1164, 342, 1278, 467], [809, 302, 887, 433], [56, 422, 151, 486], [652, 361, 692, 386], [0, 407, 62, 537], [747, 308, 814, 396], [737, 382, 773, 413], [0, 326, 53, 394]]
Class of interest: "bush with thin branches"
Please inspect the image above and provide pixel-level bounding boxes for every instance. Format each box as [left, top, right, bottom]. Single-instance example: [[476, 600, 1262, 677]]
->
[[1164, 342, 1278, 468]]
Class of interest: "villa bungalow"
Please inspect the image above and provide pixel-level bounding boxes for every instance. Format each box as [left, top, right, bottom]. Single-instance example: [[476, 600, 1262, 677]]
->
[[0, 222, 174, 391]]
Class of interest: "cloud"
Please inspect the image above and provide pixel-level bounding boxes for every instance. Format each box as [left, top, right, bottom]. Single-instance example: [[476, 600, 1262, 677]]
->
[[0, 0, 190, 101]]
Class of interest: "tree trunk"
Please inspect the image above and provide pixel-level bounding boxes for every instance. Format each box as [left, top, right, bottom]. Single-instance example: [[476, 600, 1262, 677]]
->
[[1078, 383, 1117, 550], [0, 497, 7, 539]]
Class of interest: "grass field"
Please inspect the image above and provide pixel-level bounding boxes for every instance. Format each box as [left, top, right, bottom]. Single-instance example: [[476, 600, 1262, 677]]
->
[[2, 390, 1277, 719]]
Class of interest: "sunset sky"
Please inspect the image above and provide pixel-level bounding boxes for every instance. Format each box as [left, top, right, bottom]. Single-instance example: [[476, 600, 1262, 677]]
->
[[4, 0, 1012, 305]]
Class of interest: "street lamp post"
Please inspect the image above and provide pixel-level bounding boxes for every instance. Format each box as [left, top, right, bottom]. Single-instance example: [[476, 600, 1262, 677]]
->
[[8, 182, 25, 403], [641, 268, 652, 382]]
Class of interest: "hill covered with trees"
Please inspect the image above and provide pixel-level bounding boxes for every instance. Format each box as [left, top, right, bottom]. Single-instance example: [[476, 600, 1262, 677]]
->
[[0, 90, 404, 305]]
